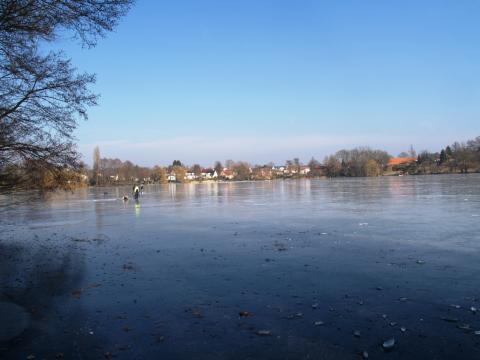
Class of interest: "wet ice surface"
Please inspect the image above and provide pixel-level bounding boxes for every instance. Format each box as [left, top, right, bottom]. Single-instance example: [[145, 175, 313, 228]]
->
[[1, 175, 480, 359]]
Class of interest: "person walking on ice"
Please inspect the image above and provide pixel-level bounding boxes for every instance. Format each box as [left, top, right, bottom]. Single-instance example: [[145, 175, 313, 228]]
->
[[133, 184, 140, 200]]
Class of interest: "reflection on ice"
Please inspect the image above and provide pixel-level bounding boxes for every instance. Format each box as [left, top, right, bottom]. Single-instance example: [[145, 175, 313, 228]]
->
[[28, 220, 86, 228]]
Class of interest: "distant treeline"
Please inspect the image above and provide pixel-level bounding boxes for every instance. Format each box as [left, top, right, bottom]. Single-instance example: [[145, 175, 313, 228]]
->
[[2, 136, 479, 192], [87, 136, 480, 186], [412, 139, 480, 174], [324, 137, 480, 177]]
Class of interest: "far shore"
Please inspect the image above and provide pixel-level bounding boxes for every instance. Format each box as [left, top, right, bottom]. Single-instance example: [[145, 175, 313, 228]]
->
[[88, 171, 479, 189]]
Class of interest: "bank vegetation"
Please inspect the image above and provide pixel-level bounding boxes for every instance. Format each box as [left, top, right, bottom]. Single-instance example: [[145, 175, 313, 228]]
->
[[84, 136, 480, 187]]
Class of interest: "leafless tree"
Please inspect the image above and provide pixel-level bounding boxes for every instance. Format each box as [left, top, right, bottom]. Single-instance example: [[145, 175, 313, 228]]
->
[[233, 161, 251, 181], [308, 157, 324, 177], [214, 161, 223, 175], [225, 159, 234, 169], [0, 0, 133, 192], [332, 147, 391, 177], [324, 155, 341, 177], [92, 146, 100, 184], [192, 164, 202, 177]]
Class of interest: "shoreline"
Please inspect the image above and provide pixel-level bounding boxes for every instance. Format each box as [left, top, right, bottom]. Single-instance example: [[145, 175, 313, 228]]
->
[[87, 171, 480, 188]]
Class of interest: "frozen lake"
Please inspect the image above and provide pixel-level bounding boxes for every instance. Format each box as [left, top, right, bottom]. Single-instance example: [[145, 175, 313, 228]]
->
[[1, 175, 480, 359]]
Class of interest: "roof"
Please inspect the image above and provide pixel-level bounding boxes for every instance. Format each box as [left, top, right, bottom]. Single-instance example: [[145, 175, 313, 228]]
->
[[388, 157, 417, 166]]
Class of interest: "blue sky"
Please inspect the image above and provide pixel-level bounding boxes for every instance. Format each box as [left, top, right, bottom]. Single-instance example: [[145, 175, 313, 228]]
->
[[63, 0, 479, 166]]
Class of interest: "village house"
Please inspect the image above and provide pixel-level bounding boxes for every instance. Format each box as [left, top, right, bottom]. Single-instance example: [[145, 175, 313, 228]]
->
[[252, 166, 273, 180], [185, 172, 197, 181], [287, 167, 297, 174], [221, 168, 235, 180], [299, 166, 311, 175], [388, 157, 417, 167], [387, 157, 417, 174], [271, 166, 285, 177], [201, 169, 218, 179]]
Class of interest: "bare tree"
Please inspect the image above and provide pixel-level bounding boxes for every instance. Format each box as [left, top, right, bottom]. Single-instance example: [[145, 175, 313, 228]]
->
[[324, 155, 341, 177], [92, 146, 100, 185], [452, 143, 474, 173], [293, 157, 301, 173], [151, 166, 167, 184], [332, 147, 391, 177], [364, 159, 381, 177], [192, 164, 202, 177], [214, 161, 223, 175], [0, 0, 133, 192], [172, 165, 187, 183], [225, 159, 234, 169], [308, 157, 323, 177], [233, 161, 251, 181]]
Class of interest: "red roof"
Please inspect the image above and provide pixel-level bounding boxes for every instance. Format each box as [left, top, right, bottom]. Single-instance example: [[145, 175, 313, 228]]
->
[[388, 157, 417, 166]]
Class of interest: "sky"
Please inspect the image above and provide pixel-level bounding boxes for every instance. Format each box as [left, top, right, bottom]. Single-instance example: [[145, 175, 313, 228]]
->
[[61, 0, 480, 166]]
